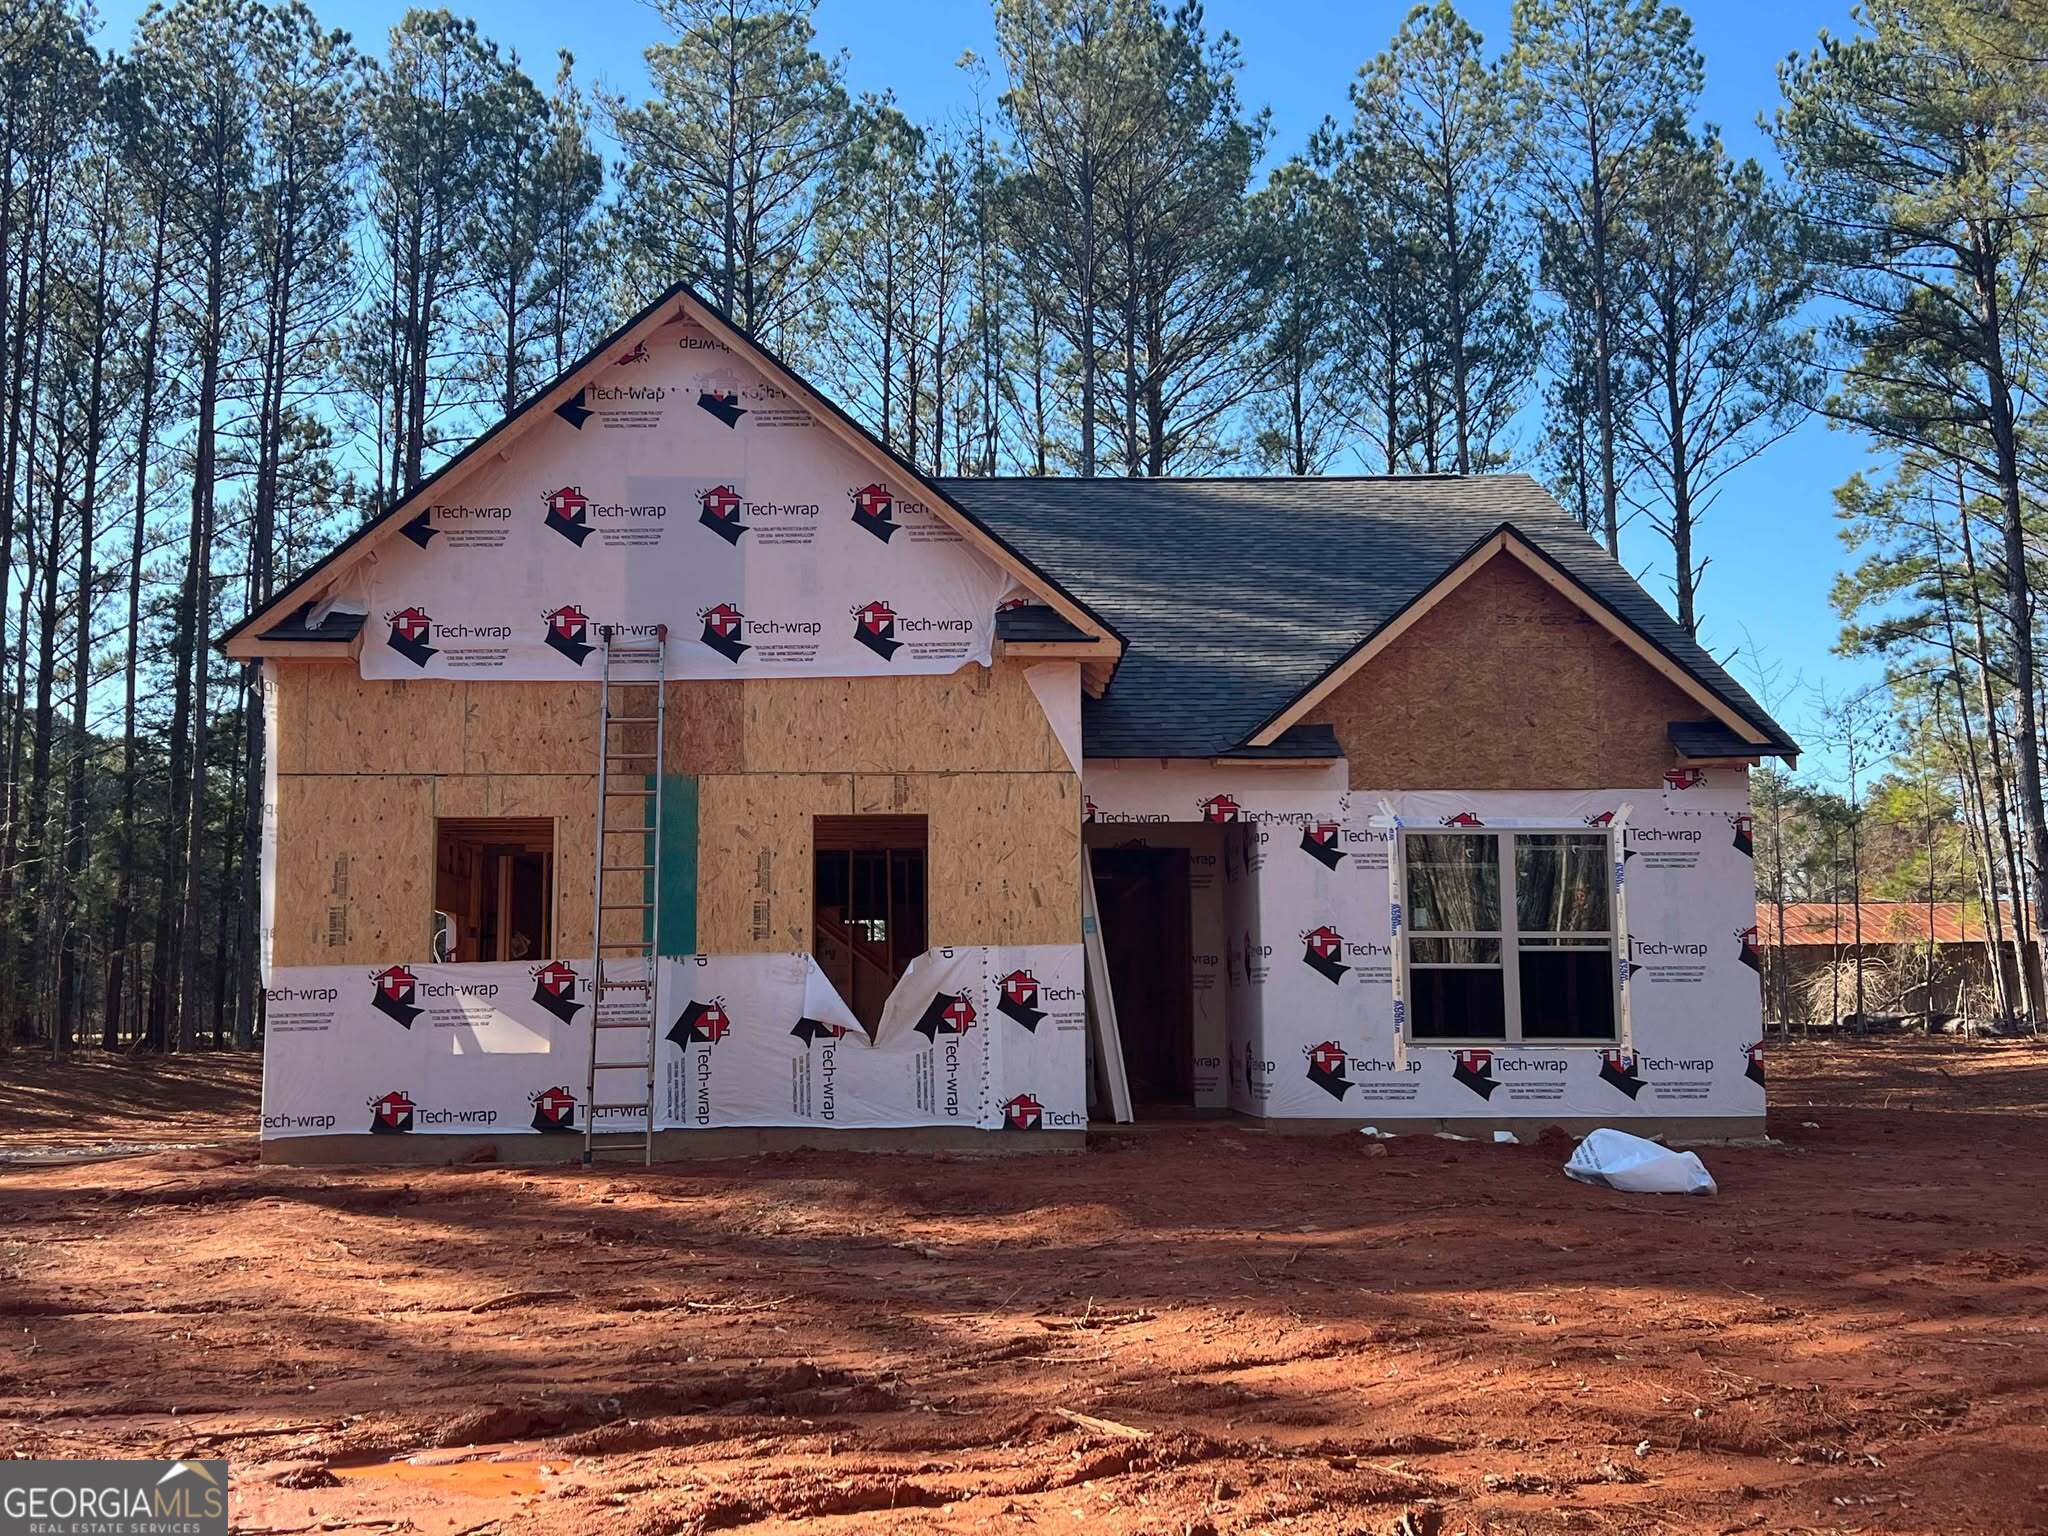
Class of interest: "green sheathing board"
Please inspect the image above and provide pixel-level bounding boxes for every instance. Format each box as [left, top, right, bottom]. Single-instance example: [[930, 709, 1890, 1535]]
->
[[654, 774, 698, 955]]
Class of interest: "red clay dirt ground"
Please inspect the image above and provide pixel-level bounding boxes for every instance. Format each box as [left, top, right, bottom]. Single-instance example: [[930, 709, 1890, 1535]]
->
[[1, 1039, 2045, 1536]]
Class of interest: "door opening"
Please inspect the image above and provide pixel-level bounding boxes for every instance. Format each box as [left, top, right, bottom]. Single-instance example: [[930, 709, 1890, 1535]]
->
[[1089, 846, 1195, 1112], [435, 818, 556, 962]]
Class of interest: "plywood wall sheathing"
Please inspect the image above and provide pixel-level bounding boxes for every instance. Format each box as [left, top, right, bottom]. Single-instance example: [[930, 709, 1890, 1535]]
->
[[741, 664, 1062, 774], [462, 682, 601, 774], [273, 775, 434, 965], [925, 772, 1080, 946], [291, 667, 468, 775], [695, 774, 855, 952], [1305, 552, 1702, 789]]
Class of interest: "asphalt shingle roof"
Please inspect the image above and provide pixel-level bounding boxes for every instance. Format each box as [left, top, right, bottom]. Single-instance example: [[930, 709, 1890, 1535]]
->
[[940, 474, 1799, 762]]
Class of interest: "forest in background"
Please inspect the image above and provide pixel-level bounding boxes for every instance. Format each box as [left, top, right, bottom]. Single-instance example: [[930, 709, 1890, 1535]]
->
[[1, 0, 2044, 1052]]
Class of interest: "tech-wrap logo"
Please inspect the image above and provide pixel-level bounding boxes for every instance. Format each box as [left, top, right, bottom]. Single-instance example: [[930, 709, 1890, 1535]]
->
[[698, 387, 747, 427], [556, 382, 669, 430], [1301, 924, 1351, 984], [791, 1014, 848, 1045], [1305, 1039, 1355, 1101], [615, 339, 650, 366], [1665, 766, 1707, 791], [385, 606, 437, 668], [368, 1088, 416, 1134], [530, 1084, 578, 1134], [997, 970, 1046, 1031], [668, 998, 734, 1047], [698, 483, 746, 544], [1451, 1049, 1498, 1100], [1241, 1039, 1275, 1098], [1737, 924, 1762, 973], [1200, 794, 1241, 824], [401, 500, 513, 549], [852, 599, 902, 661], [1300, 818, 1345, 870], [370, 965, 424, 1028], [1001, 1092, 1043, 1131], [1745, 1040, 1765, 1086], [850, 482, 900, 541], [1730, 812, 1753, 857], [699, 602, 751, 663], [543, 604, 595, 665], [1440, 811, 1486, 828], [1083, 795, 1098, 823], [914, 990, 977, 1041], [543, 484, 592, 545], [529, 960, 586, 1025], [1599, 1048, 1648, 1099]]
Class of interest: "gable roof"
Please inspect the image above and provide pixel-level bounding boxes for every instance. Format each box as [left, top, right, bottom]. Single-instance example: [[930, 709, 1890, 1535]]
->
[[939, 474, 1799, 762], [221, 280, 1121, 659]]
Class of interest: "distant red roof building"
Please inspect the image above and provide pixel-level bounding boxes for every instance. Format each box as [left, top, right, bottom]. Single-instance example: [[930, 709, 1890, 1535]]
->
[[1757, 902, 2031, 947]]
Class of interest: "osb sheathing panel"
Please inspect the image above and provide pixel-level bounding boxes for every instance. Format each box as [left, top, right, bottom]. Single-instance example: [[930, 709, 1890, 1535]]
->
[[1305, 553, 1708, 790], [695, 770, 1079, 953], [273, 775, 434, 966], [275, 667, 743, 779], [696, 774, 855, 952], [741, 664, 1061, 774], [289, 667, 467, 775], [925, 773, 1080, 946]]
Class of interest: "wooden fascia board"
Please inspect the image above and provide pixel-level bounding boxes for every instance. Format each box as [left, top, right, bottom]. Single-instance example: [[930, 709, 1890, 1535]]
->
[[224, 639, 353, 662], [670, 290, 1120, 656], [1246, 529, 1772, 750], [996, 638, 1122, 661]]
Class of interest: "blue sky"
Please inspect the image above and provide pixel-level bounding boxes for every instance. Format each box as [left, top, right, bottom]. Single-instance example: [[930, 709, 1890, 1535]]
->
[[92, 0, 1883, 767]]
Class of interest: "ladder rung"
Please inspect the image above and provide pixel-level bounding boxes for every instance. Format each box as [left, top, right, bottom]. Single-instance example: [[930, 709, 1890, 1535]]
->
[[599, 901, 654, 911], [603, 863, 653, 872], [606, 751, 658, 760], [591, 1103, 652, 1113], [597, 979, 651, 992], [602, 788, 656, 797], [605, 715, 658, 725], [597, 940, 652, 950]]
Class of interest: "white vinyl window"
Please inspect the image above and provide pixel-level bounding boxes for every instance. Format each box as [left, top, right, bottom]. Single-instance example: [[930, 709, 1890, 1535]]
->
[[1399, 829, 1619, 1044]]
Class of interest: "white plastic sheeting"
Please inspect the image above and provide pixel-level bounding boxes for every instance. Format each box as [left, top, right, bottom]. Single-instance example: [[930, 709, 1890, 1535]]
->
[[1082, 761, 1764, 1123], [1564, 1128, 1718, 1195], [259, 943, 1086, 1140], [349, 317, 1013, 681]]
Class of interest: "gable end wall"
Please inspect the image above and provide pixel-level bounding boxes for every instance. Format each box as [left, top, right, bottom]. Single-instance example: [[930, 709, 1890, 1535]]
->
[[1306, 552, 1717, 790]]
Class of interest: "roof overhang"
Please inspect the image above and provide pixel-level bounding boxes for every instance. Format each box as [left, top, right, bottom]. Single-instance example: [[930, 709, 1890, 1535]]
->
[[221, 283, 1124, 668], [1242, 526, 1788, 756]]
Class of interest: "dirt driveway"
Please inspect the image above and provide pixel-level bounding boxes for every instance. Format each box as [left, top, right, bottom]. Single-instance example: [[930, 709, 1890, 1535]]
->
[[1, 1037, 2044, 1534]]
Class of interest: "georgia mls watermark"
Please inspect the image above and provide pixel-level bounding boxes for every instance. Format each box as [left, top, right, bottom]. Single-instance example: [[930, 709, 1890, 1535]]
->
[[1, 1459, 227, 1535]]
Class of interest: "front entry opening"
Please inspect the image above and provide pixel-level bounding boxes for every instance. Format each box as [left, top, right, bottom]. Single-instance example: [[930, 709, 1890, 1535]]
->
[[1090, 846, 1195, 1111]]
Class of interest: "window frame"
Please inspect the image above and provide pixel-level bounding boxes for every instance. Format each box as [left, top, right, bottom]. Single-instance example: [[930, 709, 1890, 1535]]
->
[[1395, 825, 1625, 1048]]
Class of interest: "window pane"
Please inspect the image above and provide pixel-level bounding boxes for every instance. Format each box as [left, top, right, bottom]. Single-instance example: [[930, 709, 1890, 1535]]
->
[[1409, 937, 1502, 965], [1406, 833, 1500, 932], [1518, 947, 1616, 1039], [1409, 967, 1507, 1039], [1514, 833, 1610, 933]]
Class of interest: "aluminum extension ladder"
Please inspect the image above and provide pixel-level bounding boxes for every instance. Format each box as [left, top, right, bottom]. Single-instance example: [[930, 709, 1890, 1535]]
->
[[582, 624, 668, 1165]]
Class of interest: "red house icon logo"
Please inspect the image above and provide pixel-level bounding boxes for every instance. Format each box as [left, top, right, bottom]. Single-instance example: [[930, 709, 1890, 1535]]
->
[[370, 964, 424, 1027], [385, 606, 437, 668], [368, 1089, 416, 1134], [1664, 767, 1706, 791], [850, 482, 899, 541], [1001, 1092, 1044, 1131], [543, 604, 595, 666], [699, 602, 750, 664], [698, 483, 745, 545], [531, 1085, 578, 1134], [1200, 794, 1240, 823], [544, 484, 593, 545], [853, 599, 902, 661]]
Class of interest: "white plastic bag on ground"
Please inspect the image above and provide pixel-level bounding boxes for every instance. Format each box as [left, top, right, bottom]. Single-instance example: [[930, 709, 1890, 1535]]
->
[[1563, 1128, 1717, 1196]]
